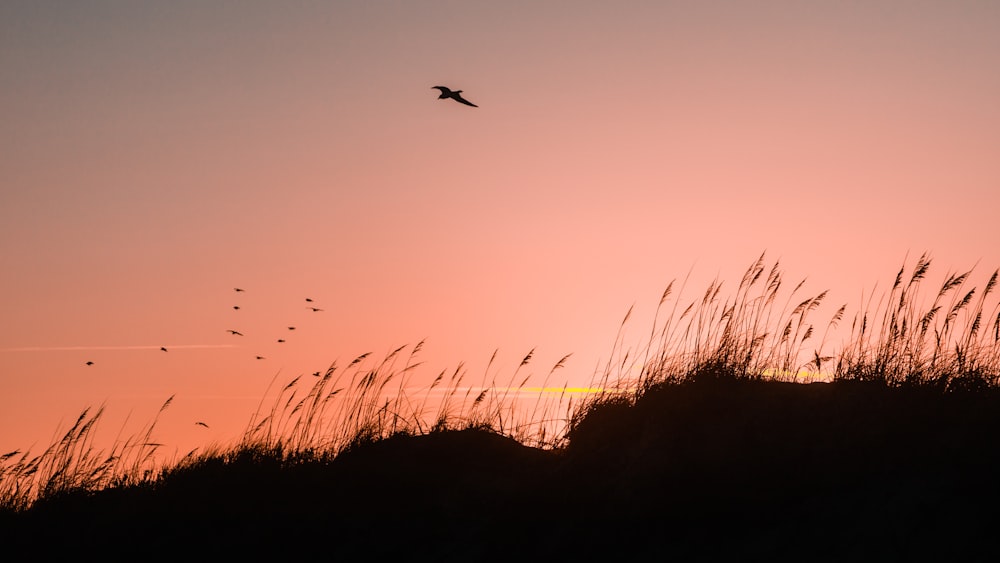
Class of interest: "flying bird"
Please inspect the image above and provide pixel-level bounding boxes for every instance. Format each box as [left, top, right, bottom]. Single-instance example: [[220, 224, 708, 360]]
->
[[234, 288, 245, 292], [312, 371, 321, 377], [195, 421, 209, 428], [288, 326, 296, 331], [160, 347, 168, 352], [307, 307, 324, 312], [305, 298, 313, 302], [227, 330, 244, 336], [85, 361, 94, 366], [233, 306, 241, 310], [432, 86, 478, 107], [277, 339, 285, 343], [255, 355, 266, 360]]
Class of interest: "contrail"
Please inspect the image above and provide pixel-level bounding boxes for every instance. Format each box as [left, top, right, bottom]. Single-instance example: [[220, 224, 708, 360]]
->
[[0, 344, 239, 352]]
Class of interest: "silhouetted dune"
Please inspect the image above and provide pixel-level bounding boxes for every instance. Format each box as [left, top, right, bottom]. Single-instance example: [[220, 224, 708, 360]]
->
[[560, 377, 1000, 560], [4, 256, 999, 560], [5, 378, 1000, 560]]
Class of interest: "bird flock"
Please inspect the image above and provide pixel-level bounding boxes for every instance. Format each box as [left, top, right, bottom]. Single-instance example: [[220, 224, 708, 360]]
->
[[83, 286, 327, 367], [82, 286, 331, 428], [226, 287, 326, 362]]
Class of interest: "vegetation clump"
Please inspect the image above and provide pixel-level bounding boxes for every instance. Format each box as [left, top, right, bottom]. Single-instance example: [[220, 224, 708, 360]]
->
[[2, 254, 999, 559]]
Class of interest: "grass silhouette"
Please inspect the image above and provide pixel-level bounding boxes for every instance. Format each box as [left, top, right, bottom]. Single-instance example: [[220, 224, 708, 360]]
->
[[2, 254, 999, 559]]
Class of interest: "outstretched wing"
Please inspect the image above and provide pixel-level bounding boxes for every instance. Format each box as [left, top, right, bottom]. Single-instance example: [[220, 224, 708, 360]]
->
[[452, 94, 478, 107]]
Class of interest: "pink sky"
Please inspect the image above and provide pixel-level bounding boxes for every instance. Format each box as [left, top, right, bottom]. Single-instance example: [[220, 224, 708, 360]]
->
[[2, 1, 999, 457]]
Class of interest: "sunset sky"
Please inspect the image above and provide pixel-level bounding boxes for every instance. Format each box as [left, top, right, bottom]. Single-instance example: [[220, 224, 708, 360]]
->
[[2, 1, 999, 457]]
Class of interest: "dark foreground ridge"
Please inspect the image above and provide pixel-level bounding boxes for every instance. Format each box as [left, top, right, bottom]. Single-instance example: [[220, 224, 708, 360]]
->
[[5, 378, 1000, 561]]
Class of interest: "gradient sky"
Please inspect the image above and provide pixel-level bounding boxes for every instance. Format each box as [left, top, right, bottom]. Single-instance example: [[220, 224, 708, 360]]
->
[[2, 1, 999, 457]]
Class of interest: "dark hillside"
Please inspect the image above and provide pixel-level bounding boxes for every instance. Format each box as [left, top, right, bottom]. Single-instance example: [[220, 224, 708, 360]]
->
[[5, 379, 1000, 561], [561, 378, 1000, 560]]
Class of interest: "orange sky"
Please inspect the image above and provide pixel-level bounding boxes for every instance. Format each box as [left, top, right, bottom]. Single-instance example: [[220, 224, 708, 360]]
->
[[2, 1, 999, 457]]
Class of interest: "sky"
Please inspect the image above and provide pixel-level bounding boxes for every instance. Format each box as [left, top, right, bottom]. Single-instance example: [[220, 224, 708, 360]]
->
[[2, 0, 999, 457]]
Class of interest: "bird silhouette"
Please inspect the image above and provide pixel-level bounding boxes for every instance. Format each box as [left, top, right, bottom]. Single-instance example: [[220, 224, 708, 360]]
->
[[307, 307, 324, 312], [277, 339, 285, 343], [234, 288, 245, 292], [160, 346, 168, 352], [432, 86, 478, 107], [288, 326, 296, 331], [195, 421, 209, 428], [85, 361, 94, 366], [312, 371, 321, 377], [233, 306, 241, 310], [305, 298, 313, 302], [255, 355, 266, 360], [227, 330, 244, 336]]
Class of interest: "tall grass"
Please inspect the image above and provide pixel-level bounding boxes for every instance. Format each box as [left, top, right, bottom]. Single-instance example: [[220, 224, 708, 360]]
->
[[0, 344, 578, 510], [2, 253, 998, 512], [235, 340, 579, 456], [575, 253, 1000, 424], [0, 397, 173, 511], [835, 253, 1000, 388], [594, 252, 841, 395]]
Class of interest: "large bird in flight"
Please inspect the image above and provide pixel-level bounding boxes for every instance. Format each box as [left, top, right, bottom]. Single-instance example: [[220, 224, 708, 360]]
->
[[432, 86, 478, 107]]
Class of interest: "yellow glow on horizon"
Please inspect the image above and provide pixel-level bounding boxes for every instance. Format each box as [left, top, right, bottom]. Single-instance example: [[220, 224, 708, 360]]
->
[[760, 369, 833, 383], [516, 387, 632, 394]]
